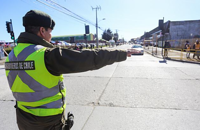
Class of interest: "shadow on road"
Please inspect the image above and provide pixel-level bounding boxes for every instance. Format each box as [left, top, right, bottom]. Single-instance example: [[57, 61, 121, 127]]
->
[[159, 59, 167, 64]]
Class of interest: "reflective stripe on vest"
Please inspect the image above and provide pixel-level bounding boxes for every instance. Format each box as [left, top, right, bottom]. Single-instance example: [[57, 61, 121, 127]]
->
[[5, 43, 65, 116]]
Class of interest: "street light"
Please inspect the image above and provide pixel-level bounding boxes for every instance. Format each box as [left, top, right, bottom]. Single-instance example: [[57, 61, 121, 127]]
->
[[98, 18, 105, 30], [99, 18, 105, 22]]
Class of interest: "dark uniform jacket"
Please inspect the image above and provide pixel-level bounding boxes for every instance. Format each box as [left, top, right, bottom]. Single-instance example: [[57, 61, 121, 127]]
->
[[15, 32, 127, 130], [17, 32, 127, 75]]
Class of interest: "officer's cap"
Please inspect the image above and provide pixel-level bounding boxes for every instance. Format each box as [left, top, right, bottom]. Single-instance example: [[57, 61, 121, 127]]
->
[[23, 10, 55, 29]]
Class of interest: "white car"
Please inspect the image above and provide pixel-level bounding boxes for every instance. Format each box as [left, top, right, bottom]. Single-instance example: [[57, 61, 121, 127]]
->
[[76, 43, 86, 47], [57, 41, 71, 46], [129, 44, 144, 55], [64, 42, 71, 46], [9, 43, 16, 47]]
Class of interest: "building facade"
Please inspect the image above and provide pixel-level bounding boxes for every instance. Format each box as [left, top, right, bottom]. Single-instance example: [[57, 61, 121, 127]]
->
[[140, 20, 200, 48], [170, 20, 200, 40], [51, 33, 95, 43]]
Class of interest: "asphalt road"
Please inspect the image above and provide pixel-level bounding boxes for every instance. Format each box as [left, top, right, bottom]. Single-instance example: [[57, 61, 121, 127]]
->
[[0, 44, 200, 130]]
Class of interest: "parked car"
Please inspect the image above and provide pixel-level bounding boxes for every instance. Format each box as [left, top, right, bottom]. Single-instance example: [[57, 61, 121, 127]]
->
[[129, 44, 144, 55], [54, 41, 71, 47], [76, 43, 86, 47], [50, 40, 56, 45], [56, 41, 65, 46], [81, 43, 86, 47], [0, 42, 5, 47], [9, 43, 15, 47], [4, 43, 10, 48], [64, 42, 71, 46]]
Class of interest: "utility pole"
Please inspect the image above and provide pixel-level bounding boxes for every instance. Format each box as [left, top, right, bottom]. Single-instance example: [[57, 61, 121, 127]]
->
[[158, 17, 164, 58], [114, 29, 119, 45], [161, 17, 164, 58], [92, 6, 101, 48]]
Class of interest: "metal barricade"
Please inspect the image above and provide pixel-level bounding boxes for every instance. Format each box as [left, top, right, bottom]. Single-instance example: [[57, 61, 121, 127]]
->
[[143, 45, 200, 63]]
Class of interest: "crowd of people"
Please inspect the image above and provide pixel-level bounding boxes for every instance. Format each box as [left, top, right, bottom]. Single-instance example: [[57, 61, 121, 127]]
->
[[163, 39, 200, 60], [184, 40, 200, 59], [73, 43, 96, 51]]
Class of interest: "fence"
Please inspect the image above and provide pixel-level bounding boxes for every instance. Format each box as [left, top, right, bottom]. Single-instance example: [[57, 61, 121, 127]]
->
[[157, 38, 200, 48], [144, 45, 200, 63]]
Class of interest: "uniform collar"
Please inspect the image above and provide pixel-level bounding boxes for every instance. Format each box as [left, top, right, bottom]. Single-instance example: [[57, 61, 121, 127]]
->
[[17, 32, 54, 48]]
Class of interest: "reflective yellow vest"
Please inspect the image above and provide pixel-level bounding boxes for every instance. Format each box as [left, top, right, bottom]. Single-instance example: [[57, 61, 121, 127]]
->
[[5, 43, 66, 116], [195, 43, 200, 49]]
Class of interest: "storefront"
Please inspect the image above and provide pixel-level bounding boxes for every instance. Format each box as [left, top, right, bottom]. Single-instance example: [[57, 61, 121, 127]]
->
[[51, 33, 95, 43]]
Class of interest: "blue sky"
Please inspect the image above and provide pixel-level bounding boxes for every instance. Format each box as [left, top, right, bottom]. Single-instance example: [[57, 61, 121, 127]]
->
[[1, 0, 199, 42]]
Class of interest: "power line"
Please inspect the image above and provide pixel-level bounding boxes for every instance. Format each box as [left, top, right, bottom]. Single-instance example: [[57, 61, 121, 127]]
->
[[36, 0, 99, 28], [20, 0, 84, 25], [36, 0, 91, 23], [48, 0, 96, 26], [36, 0, 113, 38]]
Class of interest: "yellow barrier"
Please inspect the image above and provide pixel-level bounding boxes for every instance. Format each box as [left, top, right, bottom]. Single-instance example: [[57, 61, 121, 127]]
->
[[144, 46, 200, 63]]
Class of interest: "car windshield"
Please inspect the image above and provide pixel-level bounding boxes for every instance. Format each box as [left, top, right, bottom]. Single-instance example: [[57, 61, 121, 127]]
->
[[132, 45, 142, 48]]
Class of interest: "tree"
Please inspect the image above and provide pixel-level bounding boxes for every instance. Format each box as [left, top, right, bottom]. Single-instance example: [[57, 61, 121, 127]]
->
[[102, 29, 113, 41], [102, 30, 107, 41], [113, 33, 119, 43]]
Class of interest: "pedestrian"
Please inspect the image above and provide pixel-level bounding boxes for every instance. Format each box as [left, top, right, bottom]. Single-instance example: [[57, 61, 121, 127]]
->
[[4, 10, 133, 130], [186, 43, 191, 58], [164, 41, 171, 57], [193, 40, 200, 59], [79, 44, 83, 50], [184, 40, 189, 50], [90, 44, 93, 49], [74, 44, 79, 50]]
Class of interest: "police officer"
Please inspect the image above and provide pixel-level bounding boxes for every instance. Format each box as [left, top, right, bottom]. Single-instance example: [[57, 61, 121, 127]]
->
[[5, 10, 132, 130]]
